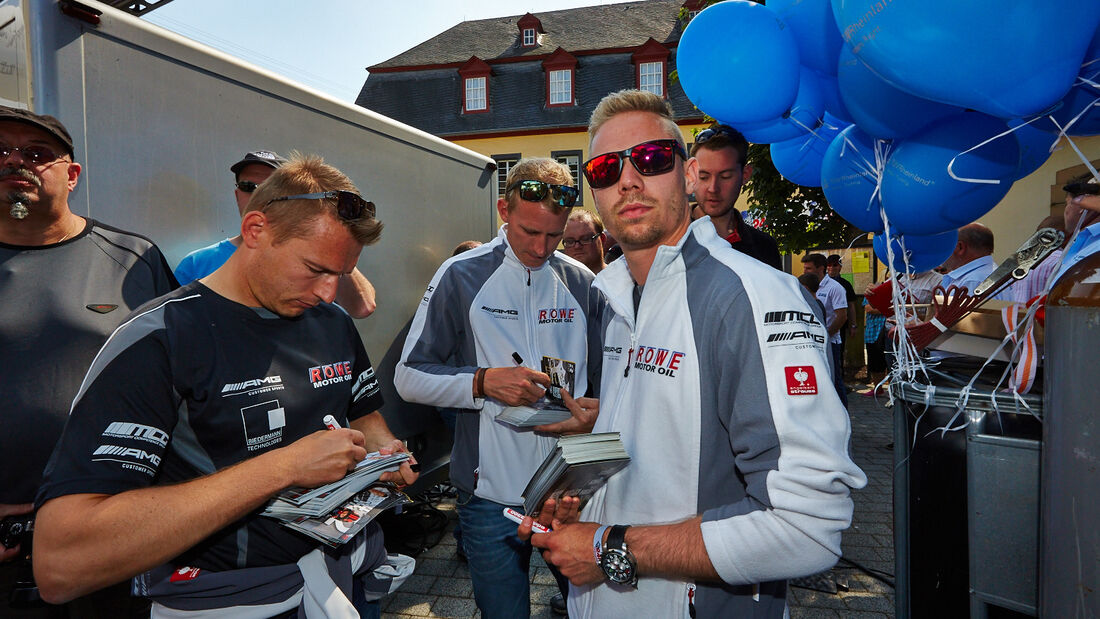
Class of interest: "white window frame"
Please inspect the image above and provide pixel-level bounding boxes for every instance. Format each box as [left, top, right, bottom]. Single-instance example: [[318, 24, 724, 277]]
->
[[494, 156, 519, 200], [465, 76, 486, 111], [639, 61, 664, 97], [548, 69, 572, 105], [523, 28, 536, 46]]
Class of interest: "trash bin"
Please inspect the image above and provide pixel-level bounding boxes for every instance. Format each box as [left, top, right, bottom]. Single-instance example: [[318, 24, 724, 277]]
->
[[893, 378, 1042, 618]]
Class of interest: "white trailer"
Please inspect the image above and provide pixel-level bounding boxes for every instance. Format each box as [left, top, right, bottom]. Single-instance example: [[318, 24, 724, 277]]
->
[[3, 0, 494, 482]]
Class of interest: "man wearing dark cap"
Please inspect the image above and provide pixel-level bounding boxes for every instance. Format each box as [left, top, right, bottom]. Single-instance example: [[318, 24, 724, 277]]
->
[[174, 150, 378, 318], [0, 105, 177, 615], [825, 254, 856, 383]]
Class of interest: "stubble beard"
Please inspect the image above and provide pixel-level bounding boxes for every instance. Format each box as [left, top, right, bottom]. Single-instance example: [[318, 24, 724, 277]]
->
[[607, 192, 688, 249]]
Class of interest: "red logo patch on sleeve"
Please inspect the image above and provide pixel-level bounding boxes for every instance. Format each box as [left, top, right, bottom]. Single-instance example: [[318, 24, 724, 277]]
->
[[785, 366, 818, 395], [170, 566, 201, 582]]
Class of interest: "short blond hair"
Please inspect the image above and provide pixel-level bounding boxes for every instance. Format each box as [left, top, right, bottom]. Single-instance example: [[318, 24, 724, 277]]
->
[[247, 152, 382, 246], [588, 89, 683, 149], [503, 157, 574, 213]]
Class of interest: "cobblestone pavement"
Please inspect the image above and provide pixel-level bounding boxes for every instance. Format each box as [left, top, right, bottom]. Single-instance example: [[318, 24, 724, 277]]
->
[[380, 386, 896, 618]]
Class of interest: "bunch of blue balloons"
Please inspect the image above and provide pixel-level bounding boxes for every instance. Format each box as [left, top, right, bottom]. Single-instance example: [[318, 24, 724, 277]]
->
[[677, 0, 1100, 271]]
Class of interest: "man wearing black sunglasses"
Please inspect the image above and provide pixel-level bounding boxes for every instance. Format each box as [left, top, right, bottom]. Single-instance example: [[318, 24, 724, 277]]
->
[[174, 149, 377, 318], [524, 90, 865, 619], [690, 125, 782, 270], [397, 157, 605, 618], [35, 153, 416, 616], [0, 105, 177, 617]]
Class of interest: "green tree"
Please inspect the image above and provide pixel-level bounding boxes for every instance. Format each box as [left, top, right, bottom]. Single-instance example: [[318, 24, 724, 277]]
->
[[742, 143, 864, 254]]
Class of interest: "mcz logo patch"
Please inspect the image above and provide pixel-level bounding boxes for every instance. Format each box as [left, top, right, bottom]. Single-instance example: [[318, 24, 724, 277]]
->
[[632, 345, 685, 378], [537, 307, 575, 324], [309, 361, 354, 388], [785, 366, 818, 395]]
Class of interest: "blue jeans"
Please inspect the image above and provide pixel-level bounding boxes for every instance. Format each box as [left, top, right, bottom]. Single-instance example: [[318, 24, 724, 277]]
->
[[456, 490, 533, 619]]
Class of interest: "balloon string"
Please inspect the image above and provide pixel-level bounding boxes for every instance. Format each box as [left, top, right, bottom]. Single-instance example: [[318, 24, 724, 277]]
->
[[1049, 115, 1100, 182], [946, 125, 1018, 185]]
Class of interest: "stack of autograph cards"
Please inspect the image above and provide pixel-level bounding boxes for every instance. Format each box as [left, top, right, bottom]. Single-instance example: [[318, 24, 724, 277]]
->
[[263, 451, 410, 545], [521, 432, 629, 515], [278, 484, 411, 547], [496, 355, 575, 428]]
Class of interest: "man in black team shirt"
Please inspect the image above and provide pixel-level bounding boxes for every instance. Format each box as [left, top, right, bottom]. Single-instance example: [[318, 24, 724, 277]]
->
[[33, 153, 417, 616], [690, 124, 783, 270], [0, 106, 176, 617]]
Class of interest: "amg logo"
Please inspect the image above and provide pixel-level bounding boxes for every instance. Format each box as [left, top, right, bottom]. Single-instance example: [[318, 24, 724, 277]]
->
[[222, 376, 283, 393], [767, 331, 826, 344], [102, 422, 169, 447], [93, 444, 162, 466], [603, 346, 622, 354], [763, 310, 821, 325], [481, 306, 519, 315]]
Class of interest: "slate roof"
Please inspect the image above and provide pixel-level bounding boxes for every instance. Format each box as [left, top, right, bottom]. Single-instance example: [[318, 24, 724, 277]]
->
[[356, 0, 704, 138], [368, 0, 686, 70]]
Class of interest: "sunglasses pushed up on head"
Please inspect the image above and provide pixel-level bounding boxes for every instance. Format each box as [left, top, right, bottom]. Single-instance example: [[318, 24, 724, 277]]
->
[[265, 190, 376, 220], [506, 179, 580, 208], [582, 139, 687, 189]]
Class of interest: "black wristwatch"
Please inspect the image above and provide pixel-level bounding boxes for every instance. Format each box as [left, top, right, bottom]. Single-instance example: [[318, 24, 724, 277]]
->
[[599, 524, 638, 587]]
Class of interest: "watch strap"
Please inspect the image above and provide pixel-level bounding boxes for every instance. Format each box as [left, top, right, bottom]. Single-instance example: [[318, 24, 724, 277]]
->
[[605, 524, 629, 551]]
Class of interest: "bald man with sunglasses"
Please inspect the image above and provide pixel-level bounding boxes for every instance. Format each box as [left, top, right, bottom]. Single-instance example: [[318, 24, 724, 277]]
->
[[174, 150, 378, 318], [396, 157, 606, 618], [522, 91, 865, 619]]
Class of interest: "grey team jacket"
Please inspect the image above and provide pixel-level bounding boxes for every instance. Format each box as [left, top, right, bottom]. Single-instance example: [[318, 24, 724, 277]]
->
[[572, 220, 867, 618], [395, 226, 605, 505]]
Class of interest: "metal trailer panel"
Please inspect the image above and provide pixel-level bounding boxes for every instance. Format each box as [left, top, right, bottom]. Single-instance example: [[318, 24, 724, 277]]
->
[[18, 2, 495, 476], [1040, 305, 1100, 618]]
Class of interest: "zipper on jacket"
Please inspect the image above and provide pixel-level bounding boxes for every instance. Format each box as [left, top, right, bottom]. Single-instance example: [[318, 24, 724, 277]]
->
[[686, 583, 697, 618], [624, 332, 637, 377], [526, 267, 531, 286]]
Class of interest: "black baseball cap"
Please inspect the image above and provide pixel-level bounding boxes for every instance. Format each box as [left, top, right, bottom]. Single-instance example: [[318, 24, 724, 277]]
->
[[827, 254, 843, 265], [0, 106, 74, 156], [230, 150, 287, 175]]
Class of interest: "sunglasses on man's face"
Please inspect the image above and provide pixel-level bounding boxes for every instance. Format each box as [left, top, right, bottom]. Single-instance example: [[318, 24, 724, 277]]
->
[[506, 179, 580, 208], [582, 139, 687, 189], [0, 143, 64, 166], [236, 180, 259, 193], [265, 190, 376, 220]]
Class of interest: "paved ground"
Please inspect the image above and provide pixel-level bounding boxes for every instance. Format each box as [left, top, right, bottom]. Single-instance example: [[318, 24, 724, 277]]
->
[[379, 385, 896, 618]]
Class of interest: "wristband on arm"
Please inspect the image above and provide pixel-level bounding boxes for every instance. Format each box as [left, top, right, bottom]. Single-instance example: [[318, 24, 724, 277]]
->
[[474, 367, 487, 398]]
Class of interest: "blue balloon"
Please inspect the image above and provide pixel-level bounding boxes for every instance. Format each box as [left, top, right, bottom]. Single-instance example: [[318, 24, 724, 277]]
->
[[1008, 119, 1057, 179], [873, 228, 958, 274], [831, 0, 1100, 118], [881, 112, 1020, 236], [1048, 26, 1100, 136], [837, 44, 963, 140], [737, 67, 825, 144], [771, 115, 847, 187], [771, 0, 844, 76], [816, 71, 853, 124], [678, 1, 800, 124], [821, 124, 887, 232]]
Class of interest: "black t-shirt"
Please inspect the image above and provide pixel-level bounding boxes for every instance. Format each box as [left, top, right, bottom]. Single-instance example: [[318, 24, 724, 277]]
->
[[37, 282, 383, 571], [833, 275, 857, 332], [728, 211, 783, 271], [0, 219, 177, 503]]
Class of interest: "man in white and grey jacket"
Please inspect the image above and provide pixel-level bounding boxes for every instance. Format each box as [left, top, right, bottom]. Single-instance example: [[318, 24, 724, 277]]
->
[[525, 90, 867, 618], [395, 158, 605, 618]]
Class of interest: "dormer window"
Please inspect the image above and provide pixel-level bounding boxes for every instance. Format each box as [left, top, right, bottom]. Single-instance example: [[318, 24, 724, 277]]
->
[[517, 13, 544, 48], [542, 48, 578, 108], [632, 39, 671, 99], [458, 56, 492, 114]]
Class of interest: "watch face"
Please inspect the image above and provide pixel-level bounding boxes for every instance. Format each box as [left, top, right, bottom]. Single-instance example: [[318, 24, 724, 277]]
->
[[600, 548, 636, 584]]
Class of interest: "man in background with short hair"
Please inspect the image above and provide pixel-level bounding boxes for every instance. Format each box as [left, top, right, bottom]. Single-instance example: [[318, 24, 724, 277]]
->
[[562, 209, 607, 274], [690, 124, 782, 270], [396, 158, 604, 618], [802, 253, 849, 405], [175, 150, 377, 318], [939, 222, 997, 292]]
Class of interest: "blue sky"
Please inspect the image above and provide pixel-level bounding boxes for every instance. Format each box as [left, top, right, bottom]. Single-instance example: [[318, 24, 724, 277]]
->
[[145, 0, 638, 102]]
